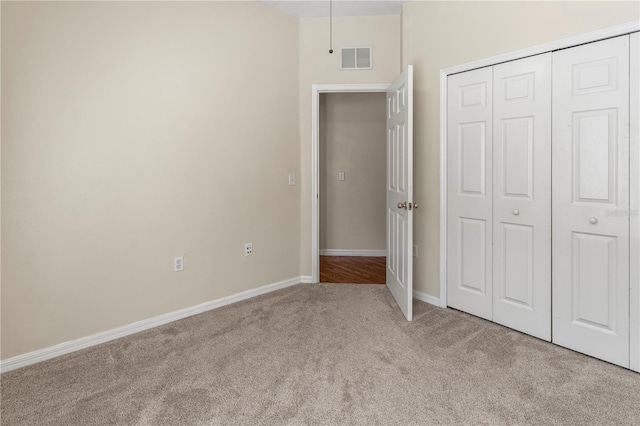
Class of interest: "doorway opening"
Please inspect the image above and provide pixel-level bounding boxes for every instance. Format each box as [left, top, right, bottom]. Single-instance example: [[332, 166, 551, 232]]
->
[[311, 84, 389, 284], [318, 91, 387, 284], [310, 68, 414, 320]]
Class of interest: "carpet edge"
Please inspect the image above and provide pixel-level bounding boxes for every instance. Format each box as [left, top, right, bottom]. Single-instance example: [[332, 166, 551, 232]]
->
[[0, 276, 307, 373]]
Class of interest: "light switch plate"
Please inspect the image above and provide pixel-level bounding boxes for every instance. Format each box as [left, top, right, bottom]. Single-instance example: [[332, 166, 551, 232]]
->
[[338, 171, 345, 181], [174, 256, 184, 272]]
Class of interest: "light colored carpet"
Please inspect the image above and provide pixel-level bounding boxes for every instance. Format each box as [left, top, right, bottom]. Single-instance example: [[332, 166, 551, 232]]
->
[[1, 283, 639, 425]]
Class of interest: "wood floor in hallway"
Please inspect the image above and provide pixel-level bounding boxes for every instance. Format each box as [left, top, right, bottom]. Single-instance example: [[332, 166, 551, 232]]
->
[[320, 256, 386, 284]]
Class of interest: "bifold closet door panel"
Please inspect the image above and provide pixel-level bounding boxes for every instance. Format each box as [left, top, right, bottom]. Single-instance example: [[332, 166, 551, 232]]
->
[[492, 54, 552, 341], [447, 67, 493, 320], [552, 35, 630, 368]]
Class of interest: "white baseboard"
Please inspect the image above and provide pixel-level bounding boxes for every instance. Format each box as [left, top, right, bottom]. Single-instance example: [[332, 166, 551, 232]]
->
[[413, 290, 441, 307], [319, 249, 386, 257], [0, 277, 306, 374], [300, 275, 315, 284]]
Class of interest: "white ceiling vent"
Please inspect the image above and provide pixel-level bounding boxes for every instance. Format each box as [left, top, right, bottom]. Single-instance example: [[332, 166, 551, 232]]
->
[[340, 46, 372, 70]]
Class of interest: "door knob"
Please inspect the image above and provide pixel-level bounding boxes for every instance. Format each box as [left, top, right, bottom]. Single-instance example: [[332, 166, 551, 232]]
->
[[397, 202, 407, 210], [413, 202, 419, 210], [589, 217, 598, 224]]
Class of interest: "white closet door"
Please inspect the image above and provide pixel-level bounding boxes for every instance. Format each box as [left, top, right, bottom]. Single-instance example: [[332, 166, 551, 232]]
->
[[492, 54, 552, 341], [447, 67, 493, 320], [552, 35, 630, 368], [630, 32, 639, 373]]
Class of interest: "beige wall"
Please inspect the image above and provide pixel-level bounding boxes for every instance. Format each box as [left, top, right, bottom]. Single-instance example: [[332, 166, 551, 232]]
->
[[299, 15, 401, 274], [320, 93, 386, 252], [1, 1, 300, 359], [403, 1, 640, 298]]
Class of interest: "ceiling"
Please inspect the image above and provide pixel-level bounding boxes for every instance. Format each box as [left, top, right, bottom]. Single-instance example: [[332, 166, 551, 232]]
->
[[262, 1, 407, 18]]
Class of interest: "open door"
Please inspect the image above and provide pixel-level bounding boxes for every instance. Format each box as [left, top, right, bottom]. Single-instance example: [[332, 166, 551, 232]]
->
[[386, 65, 414, 321]]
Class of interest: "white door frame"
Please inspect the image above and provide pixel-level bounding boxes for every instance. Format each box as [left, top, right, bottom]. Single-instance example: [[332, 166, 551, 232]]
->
[[439, 21, 640, 369], [630, 32, 639, 372], [310, 83, 390, 283]]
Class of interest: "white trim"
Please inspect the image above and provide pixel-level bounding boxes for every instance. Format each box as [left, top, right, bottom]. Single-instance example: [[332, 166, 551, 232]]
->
[[413, 290, 441, 308], [300, 275, 315, 284], [439, 22, 640, 312], [630, 32, 640, 373], [319, 249, 386, 257], [311, 83, 390, 283], [0, 277, 307, 373], [439, 68, 449, 309], [313, 83, 389, 93]]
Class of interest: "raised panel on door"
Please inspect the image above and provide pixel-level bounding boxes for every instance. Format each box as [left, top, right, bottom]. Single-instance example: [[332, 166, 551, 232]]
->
[[571, 233, 619, 331], [447, 67, 493, 320], [492, 54, 552, 341], [552, 35, 630, 368], [500, 223, 534, 306], [459, 218, 487, 295]]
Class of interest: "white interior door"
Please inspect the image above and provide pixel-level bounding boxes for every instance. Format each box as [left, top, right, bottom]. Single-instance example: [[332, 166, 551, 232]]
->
[[386, 65, 414, 321], [552, 35, 630, 368], [492, 54, 552, 341], [447, 67, 493, 320]]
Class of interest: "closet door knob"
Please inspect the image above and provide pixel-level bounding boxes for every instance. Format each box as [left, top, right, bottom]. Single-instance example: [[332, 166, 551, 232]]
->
[[589, 217, 598, 224], [512, 209, 520, 216]]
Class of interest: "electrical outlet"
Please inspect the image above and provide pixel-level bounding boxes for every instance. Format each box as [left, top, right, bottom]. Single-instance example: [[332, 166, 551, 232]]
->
[[413, 245, 418, 257], [174, 256, 184, 272], [244, 243, 253, 256], [288, 174, 296, 186]]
